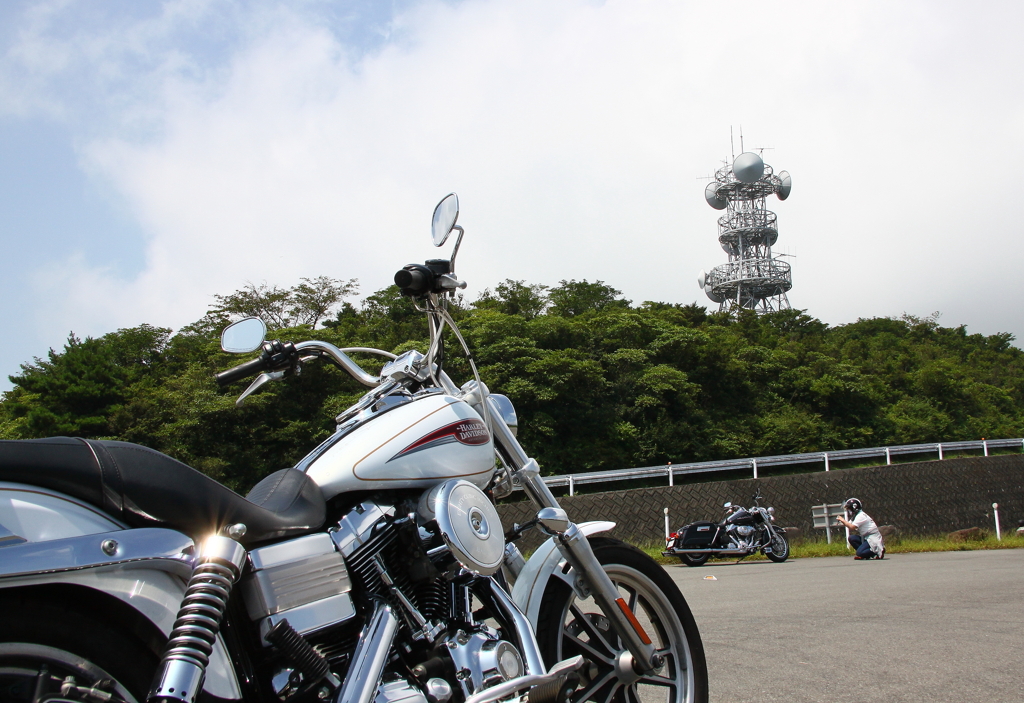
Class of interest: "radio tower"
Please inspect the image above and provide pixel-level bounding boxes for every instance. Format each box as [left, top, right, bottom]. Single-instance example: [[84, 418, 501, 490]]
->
[[698, 149, 793, 312]]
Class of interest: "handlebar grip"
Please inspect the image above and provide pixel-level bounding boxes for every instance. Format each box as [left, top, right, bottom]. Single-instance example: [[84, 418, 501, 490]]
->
[[215, 355, 270, 386], [395, 267, 431, 295]]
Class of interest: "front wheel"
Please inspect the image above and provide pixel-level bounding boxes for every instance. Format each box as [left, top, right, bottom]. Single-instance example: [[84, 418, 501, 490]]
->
[[537, 537, 709, 703], [765, 530, 789, 563]]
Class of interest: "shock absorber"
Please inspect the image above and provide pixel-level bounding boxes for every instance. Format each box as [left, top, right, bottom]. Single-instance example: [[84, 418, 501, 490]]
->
[[149, 534, 247, 703]]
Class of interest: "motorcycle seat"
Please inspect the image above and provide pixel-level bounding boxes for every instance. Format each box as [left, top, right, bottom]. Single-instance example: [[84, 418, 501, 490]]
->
[[0, 437, 325, 546]]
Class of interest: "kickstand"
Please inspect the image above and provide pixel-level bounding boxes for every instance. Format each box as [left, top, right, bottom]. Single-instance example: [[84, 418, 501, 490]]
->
[[733, 554, 748, 565]]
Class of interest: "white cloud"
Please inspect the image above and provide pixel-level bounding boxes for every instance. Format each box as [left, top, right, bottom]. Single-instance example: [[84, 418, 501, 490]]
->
[[7, 0, 1024, 365]]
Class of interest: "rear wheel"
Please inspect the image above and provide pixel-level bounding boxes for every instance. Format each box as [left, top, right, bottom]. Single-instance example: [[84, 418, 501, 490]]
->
[[677, 553, 709, 567], [0, 596, 158, 702], [765, 531, 789, 563], [537, 537, 709, 703]]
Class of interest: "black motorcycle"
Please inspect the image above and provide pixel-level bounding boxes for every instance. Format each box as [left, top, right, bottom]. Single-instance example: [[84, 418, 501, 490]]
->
[[663, 491, 789, 567]]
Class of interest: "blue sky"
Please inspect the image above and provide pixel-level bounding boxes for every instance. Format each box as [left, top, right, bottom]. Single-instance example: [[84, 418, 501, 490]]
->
[[2, 0, 1024, 392]]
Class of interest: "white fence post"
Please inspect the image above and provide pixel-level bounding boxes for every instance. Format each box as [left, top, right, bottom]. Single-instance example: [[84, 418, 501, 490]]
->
[[568, 475, 575, 496], [983, 439, 989, 457], [822, 504, 832, 544], [938, 443, 943, 460], [752, 458, 758, 479], [885, 447, 891, 465], [823, 452, 830, 471], [993, 502, 1001, 540], [668, 463, 673, 487], [664, 507, 670, 541]]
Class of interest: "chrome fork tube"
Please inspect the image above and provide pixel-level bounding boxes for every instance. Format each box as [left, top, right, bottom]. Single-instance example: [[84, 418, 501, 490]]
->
[[334, 602, 400, 703], [487, 398, 659, 673]]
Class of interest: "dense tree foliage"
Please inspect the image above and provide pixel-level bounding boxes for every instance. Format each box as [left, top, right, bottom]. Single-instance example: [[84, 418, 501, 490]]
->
[[3, 278, 1023, 494]]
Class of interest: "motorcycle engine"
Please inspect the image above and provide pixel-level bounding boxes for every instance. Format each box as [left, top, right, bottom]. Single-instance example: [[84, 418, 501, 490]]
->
[[262, 480, 522, 702], [726, 524, 756, 549]]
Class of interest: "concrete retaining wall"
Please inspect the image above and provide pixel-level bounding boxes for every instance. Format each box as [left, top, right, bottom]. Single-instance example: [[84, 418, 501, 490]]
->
[[496, 454, 1024, 550]]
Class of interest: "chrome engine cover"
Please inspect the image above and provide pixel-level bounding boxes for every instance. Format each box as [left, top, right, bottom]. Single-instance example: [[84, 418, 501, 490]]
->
[[419, 479, 503, 575], [241, 533, 356, 644], [374, 680, 430, 703], [441, 630, 524, 697]]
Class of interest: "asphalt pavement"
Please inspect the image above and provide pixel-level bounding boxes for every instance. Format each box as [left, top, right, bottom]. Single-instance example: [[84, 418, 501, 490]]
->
[[663, 549, 1024, 703]]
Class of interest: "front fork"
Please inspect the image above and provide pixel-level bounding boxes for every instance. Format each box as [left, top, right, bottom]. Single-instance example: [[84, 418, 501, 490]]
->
[[487, 399, 661, 674]]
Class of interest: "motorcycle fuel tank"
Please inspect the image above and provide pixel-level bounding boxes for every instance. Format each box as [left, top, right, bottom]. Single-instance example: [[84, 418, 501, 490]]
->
[[725, 508, 754, 525], [302, 393, 495, 499]]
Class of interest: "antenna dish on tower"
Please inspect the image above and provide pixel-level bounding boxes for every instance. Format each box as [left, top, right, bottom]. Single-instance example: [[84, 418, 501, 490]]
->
[[777, 171, 792, 200], [704, 284, 725, 303], [704, 182, 727, 210], [697, 270, 707, 288], [732, 152, 764, 184]]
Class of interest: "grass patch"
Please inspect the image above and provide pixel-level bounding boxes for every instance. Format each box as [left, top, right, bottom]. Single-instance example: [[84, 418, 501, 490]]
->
[[638, 533, 1024, 565]]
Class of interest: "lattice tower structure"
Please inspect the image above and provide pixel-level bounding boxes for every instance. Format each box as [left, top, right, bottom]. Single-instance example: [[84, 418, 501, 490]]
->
[[698, 152, 793, 313]]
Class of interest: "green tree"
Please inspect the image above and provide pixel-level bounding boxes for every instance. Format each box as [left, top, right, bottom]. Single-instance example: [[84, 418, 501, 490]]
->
[[547, 279, 630, 317], [211, 276, 358, 329], [473, 280, 549, 319], [3, 325, 171, 438], [4, 276, 1024, 491]]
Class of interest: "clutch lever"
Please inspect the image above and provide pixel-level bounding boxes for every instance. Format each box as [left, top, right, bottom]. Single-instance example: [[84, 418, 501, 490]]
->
[[236, 370, 286, 406]]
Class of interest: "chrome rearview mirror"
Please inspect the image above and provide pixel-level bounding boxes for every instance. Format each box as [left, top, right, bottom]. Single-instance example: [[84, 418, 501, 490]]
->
[[431, 193, 459, 247], [221, 317, 267, 353]]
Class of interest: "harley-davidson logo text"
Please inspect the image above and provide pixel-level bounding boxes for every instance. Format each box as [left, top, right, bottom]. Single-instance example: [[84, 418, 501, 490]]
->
[[388, 419, 490, 462]]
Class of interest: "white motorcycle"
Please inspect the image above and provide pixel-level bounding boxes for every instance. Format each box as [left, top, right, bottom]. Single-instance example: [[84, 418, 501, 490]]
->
[[0, 194, 708, 703]]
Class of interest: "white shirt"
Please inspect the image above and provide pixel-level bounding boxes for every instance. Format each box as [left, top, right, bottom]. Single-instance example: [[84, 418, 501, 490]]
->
[[851, 511, 880, 538], [851, 511, 884, 556]]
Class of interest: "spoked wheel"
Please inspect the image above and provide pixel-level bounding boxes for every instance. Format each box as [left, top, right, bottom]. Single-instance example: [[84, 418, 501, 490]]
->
[[0, 597, 157, 703], [677, 553, 709, 568], [0, 643, 142, 703], [537, 538, 709, 703], [765, 531, 789, 563]]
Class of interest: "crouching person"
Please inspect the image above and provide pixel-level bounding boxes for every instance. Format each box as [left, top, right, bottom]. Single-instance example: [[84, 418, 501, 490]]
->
[[835, 498, 885, 560]]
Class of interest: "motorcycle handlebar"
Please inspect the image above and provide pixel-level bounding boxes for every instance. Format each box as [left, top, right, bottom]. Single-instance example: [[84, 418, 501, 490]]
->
[[295, 341, 380, 387], [215, 355, 270, 386], [216, 340, 383, 390]]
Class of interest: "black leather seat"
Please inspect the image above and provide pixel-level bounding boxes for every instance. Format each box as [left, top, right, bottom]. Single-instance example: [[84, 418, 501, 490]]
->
[[0, 437, 325, 546]]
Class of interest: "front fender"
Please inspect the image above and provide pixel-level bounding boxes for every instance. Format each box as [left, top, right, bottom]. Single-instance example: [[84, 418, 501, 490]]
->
[[510, 521, 615, 629]]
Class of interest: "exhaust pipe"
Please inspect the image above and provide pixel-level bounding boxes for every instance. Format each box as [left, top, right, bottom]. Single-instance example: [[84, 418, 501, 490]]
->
[[662, 547, 750, 556]]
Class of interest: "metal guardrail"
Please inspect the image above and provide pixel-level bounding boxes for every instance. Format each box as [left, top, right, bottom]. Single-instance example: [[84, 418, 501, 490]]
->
[[530, 438, 1024, 496]]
